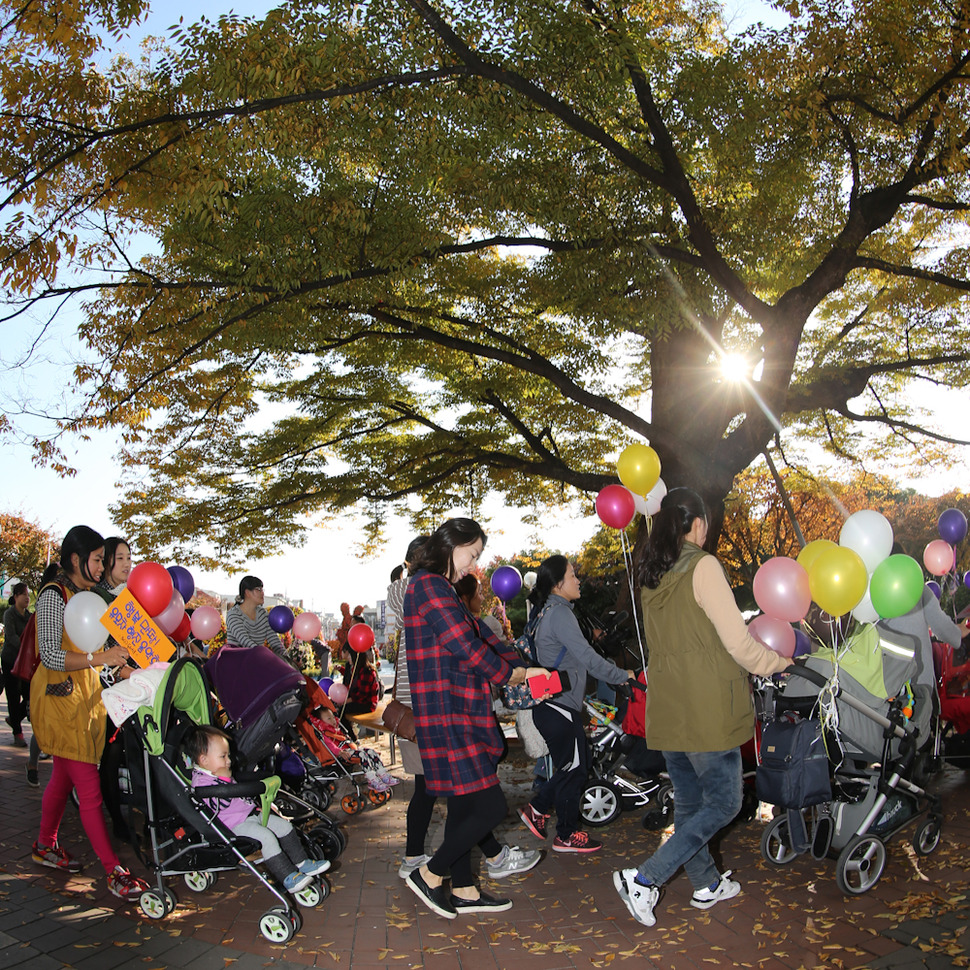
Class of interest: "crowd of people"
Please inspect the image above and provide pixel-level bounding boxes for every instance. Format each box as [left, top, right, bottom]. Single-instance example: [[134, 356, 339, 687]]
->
[[2, 486, 961, 931]]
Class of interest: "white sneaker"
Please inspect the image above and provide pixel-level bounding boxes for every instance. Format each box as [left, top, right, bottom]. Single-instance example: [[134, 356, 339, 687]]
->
[[690, 870, 741, 909], [486, 845, 542, 879], [613, 868, 659, 926], [398, 853, 432, 879]]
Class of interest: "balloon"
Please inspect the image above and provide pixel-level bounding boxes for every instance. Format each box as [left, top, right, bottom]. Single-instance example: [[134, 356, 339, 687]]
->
[[644, 477, 668, 516], [792, 629, 813, 658], [632, 493, 648, 517], [190, 606, 222, 641], [752, 557, 811, 622], [523, 571, 538, 591], [293, 611, 322, 641], [596, 484, 636, 529], [167, 565, 195, 603], [268, 605, 295, 633], [966, 570, 970, 591], [127, 561, 174, 616], [938, 508, 968, 545], [839, 510, 894, 574], [925, 580, 942, 600], [63, 590, 109, 653], [808, 546, 868, 617], [347, 623, 375, 653], [796, 539, 838, 575], [869, 554, 924, 619], [328, 682, 349, 704], [616, 443, 661, 496], [318, 677, 334, 694], [923, 539, 955, 576], [172, 613, 192, 642], [490, 565, 523, 602], [851, 586, 879, 624], [153, 589, 185, 635], [747, 614, 796, 658]]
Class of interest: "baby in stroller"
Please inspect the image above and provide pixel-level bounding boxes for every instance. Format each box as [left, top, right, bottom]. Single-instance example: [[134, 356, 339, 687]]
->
[[305, 702, 400, 793], [185, 724, 332, 893]]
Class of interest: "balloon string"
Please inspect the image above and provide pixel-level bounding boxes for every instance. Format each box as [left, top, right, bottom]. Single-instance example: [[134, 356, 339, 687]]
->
[[620, 528, 647, 671]]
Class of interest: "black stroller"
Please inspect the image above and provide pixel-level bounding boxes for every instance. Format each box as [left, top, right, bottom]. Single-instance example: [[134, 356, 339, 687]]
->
[[120, 657, 330, 942]]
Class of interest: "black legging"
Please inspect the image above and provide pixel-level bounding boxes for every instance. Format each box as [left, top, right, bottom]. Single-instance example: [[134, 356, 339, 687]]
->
[[427, 782, 507, 889], [407, 773, 502, 859], [530, 703, 591, 840], [0, 659, 28, 734]]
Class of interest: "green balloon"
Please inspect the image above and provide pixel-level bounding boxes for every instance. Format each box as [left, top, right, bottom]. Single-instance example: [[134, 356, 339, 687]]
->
[[869, 554, 924, 619]]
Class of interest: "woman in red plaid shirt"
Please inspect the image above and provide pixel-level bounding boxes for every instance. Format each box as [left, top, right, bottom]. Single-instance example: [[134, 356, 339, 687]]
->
[[402, 518, 548, 919]]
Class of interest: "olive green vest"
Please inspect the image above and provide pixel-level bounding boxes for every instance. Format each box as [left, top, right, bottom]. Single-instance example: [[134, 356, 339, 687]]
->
[[641, 543, 754, 752]]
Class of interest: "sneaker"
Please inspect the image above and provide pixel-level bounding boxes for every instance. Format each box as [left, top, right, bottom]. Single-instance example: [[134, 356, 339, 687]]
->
[[613, 868, 659, 926], [107, 866, 148, 900], [12, 734, 27, 748], [25, 765, 39, 787], [283, 870, 314, 893], [405, 868, 457, 919], [450, 891, 513, 914], [32, 841, 82, 873], [486, 845, 542, 879], [518, 803, 550, 840], [552, 831, 602, 853], [298, 857, 332, 876], [398, 853, 432, 879], [690, 870, 741, 910]]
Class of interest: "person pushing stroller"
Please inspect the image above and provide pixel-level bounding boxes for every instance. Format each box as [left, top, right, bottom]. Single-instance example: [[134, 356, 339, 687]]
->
[[185, 725, 331, 893]]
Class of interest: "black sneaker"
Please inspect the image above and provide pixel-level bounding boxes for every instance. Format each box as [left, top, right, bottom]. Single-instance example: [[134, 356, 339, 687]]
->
[[25, 765, 39, 787], [450, 891, 513, 914], [405, 868, 457, 919]]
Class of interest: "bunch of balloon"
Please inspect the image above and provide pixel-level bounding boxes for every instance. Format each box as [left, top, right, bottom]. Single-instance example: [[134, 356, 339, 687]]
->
[[925, 507, 966, 584], [749, 556, 812, 658]]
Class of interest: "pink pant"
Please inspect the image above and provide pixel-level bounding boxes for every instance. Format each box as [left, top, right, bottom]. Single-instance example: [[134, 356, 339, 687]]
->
[[39, 756, 120, 875]]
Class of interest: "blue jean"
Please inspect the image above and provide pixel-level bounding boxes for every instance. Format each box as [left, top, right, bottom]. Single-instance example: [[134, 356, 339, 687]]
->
[[638, 748, 742, 891]]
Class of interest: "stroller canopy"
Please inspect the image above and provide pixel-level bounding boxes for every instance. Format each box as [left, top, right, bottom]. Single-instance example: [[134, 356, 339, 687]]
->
[[135, 658, 212, 756]]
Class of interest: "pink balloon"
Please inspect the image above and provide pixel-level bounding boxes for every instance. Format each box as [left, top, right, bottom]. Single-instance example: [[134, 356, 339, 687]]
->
[[190, 605, 222, 641], [596, 484, 636, 529], [752, 557, 811, 622], [748, 614, 796, 658], [153, 589, 185, 635], [328, 682, 349, 704], [923, 539, 955, 576], [292, 611, 322, 641]]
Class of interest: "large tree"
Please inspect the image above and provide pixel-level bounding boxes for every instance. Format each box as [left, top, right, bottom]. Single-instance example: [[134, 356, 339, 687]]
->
[[2, 0, 970, 566]]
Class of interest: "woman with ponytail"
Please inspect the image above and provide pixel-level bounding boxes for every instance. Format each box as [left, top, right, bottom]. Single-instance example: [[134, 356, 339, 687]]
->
[[613, 488, 792, 928], [517, 555, 633, 854]]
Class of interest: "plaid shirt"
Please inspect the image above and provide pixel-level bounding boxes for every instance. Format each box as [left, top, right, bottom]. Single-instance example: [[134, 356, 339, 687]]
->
[[403, 570, 522, 796]]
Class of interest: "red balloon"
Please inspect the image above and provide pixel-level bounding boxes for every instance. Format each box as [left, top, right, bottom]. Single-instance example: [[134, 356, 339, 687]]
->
[[172, 613, 192, 642], [347, 623, 375, 653], [596, 484, 636, 530], [127, 561, 175, 616]]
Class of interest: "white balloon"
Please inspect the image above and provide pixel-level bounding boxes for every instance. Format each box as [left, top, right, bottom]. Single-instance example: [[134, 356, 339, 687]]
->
[[644, 477, 667, 516], [63, 590, 110, 653], [839, 509, 894, 574], [523, 571, 538, 590], [851, 585, 879, 624], [632, 493, 649, 517]]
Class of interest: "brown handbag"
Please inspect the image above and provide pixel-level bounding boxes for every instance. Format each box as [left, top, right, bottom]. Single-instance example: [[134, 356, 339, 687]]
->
[[381, 698, 417, 742]]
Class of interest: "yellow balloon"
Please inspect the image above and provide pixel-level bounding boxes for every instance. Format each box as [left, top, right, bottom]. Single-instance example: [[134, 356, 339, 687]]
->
[[616, 444, 661, 496], [808, 546, 868, 617], [796, 539, 838, 575]]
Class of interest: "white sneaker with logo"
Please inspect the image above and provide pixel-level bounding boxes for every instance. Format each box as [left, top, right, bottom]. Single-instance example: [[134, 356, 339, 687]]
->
[[613, 868, 659, 926], [690, 870, 741, 909]]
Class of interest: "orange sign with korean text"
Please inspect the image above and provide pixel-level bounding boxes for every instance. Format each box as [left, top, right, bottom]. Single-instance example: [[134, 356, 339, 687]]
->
[[101, 588, 175, 668]]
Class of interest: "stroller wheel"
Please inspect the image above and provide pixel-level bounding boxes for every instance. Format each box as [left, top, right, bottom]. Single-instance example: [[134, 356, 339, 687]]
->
[[259, 905, 296, 943], [341, 794, 363, 815], [581, 781, 622, 827], [304, 786, 332, 811], [912, 816, 942, 856], [294, 876, 331, 908], [642, 782, 674, 831], [760, 815, 798, 867], [835, 834, 887, 895], [309, 824, 344, 860], [139, 888, 173, 920], [183, 871, 216, 893]]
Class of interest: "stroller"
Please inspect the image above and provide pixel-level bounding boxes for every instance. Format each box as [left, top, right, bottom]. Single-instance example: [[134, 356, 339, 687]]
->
[[759, 623, 943, 895], [931, 637, 970, 769], [118, 657, 330, 942]]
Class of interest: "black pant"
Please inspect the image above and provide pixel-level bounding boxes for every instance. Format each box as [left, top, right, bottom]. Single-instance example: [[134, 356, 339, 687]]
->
[[428, 783, 506, 889], [407, 773, 502, 860], [530, 703, 591, 839], [0, 659, 28, 734]]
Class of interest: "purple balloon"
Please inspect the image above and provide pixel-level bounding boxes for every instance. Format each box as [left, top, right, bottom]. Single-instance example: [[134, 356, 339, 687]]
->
[[167, 565, 195, 603], [926, 580, 942, 600], [490, 565, 523, 602], [318, 677, 334, 694], [792, 629, 812, 658], [939, 507, 968, 545], [268, 604, 295, 633], [965, 570, 970, 591]]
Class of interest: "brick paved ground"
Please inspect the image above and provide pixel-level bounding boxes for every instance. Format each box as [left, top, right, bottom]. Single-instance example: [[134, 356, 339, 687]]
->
[[1, 694, 969, 969]]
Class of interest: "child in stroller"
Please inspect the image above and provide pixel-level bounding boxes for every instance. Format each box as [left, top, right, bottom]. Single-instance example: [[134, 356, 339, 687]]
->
[[185, 724, 332, 893]]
